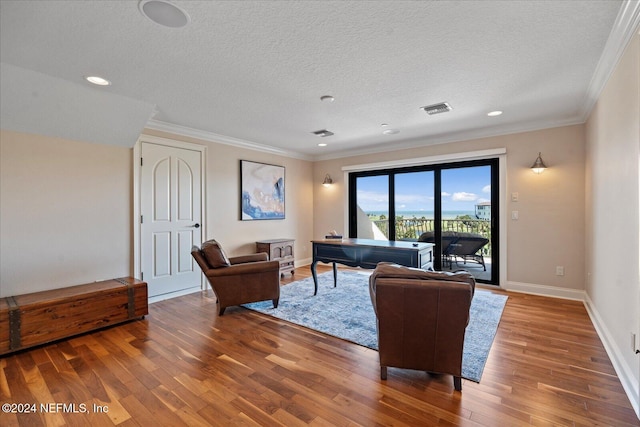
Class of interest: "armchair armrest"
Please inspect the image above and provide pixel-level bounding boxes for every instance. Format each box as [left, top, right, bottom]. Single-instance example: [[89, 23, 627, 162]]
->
[[206, 260, 280, 277], [229, 253, 269, 264]]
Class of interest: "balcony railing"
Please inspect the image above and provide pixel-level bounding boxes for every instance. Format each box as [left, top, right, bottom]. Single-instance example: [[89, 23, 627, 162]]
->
[[372, 217, 492, 255]]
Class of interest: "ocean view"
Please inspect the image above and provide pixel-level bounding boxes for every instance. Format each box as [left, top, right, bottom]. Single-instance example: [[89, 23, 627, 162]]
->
[[366, 210, 476, 220]]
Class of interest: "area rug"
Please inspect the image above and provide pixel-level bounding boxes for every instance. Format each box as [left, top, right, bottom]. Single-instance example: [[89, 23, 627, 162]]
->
[[244, 270, 507, 382]]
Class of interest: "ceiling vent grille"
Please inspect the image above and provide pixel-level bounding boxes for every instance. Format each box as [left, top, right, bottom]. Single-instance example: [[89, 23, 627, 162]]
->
[[421, 102, 452, 115], [312, 129, 334, 137]]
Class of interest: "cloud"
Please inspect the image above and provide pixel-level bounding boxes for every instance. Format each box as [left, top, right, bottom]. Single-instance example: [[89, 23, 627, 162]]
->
[[395, 193, 432, 204], [357, 190, 388, 202], [441, 191, 451, 197], [452, 192, 478, 202], [482, 185, 491, 193], [355, 190, 389, 210]]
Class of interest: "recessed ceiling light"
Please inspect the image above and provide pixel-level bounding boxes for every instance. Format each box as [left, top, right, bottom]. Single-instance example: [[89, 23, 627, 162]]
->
[[139, 0, 190, 28], [85, 76, 111, 86], [320, 95, 335, 102], [383, 129, 399, 135], [318, 143, 328, 147], [487, 110, 503, 117]]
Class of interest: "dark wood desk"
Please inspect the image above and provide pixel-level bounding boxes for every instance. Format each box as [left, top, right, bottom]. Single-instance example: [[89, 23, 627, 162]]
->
[[310, 239, 434, 295]]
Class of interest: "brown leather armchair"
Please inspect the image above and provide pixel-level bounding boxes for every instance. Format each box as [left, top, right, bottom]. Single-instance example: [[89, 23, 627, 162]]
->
[[191, 240, 280, 315], [369, 262, 475, 391]]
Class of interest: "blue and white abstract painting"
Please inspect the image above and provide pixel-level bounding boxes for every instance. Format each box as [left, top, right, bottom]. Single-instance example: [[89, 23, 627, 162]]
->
[[241, 160, 285, 220]]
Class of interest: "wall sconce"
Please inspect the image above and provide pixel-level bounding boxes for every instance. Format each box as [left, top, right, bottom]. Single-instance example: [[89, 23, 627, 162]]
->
[[531, 152, 547, 174], [322, 173, 333, 187]]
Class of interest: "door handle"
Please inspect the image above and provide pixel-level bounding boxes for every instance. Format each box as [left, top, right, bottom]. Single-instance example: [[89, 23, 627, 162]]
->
[[190, 223, 200, 228]]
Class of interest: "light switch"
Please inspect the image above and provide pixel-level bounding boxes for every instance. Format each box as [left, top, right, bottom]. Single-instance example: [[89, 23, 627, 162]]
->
[[511, 210, 519, 220], [511, 192, 519, 202]]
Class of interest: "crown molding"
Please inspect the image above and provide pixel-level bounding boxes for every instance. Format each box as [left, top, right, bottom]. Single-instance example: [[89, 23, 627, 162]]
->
[[580, 0, 640, 121], [144, 119, 313, 161]]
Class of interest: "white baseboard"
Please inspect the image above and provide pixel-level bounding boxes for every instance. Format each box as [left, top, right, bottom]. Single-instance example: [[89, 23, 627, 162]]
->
[[504, 280, 586, 301], [148, 286, 201, 304], [583, 294, 640, 419], [505, 280, 639, 419]]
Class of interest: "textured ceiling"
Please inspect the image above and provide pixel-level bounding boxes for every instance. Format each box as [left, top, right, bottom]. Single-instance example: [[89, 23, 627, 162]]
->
[[0, 1, 637, 159]]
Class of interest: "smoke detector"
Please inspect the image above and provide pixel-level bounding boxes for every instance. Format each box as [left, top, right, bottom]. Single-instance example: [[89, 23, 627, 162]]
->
[[421, 102, 452, 115]]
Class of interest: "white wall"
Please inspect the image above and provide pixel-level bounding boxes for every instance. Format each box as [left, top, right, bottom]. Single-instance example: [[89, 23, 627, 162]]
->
[[585, 31, 640, 416], [0, 130, 132, 296]]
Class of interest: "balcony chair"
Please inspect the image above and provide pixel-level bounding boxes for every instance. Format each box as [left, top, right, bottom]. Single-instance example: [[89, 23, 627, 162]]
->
[[369, 262, 475, 391], [448, 232, 489, 271], [191, 239, 280, 315], [419, 231, 489, 270], [418, 231, 459, 268]]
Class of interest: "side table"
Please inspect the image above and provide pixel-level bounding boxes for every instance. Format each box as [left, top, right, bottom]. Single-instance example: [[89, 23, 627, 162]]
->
[[256, 239, 295, 277]]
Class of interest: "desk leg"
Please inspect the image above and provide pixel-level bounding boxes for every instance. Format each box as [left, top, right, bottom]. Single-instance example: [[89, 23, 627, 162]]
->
[[332, 262, 337, 287], [311, 261, 319, 296]]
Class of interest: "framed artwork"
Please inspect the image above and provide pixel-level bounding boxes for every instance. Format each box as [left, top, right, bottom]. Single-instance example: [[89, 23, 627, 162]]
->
[[240, 160, 285, 220]]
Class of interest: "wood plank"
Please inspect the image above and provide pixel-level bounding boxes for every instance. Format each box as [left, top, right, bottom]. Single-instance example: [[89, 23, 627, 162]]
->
[[0, 265, 637, 426]]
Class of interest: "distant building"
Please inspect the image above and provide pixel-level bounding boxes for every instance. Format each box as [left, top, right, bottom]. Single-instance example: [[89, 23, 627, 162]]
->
[[475, 202, 491, 220]]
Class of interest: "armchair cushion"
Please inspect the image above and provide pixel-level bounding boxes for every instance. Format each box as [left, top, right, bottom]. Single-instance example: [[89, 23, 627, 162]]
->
[[201, 239, 231, 268]]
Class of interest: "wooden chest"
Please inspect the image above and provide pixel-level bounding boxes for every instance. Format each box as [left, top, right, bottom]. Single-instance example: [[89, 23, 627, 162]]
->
[[0, 298, 9, 355], [0, 277, 147, 356], [256, 239, 295, 277]]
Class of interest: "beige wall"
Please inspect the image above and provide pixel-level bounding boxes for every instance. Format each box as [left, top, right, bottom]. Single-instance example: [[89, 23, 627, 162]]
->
[[314, 125, 586, 291], [142, 129, 315, 262], [585, 32, 640, 409], [0, 130, 132, 296], [0, 129, 314, 297]]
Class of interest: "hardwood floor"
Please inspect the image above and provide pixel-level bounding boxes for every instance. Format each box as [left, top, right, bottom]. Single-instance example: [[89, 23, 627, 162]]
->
[[1, 265, 638, 426]]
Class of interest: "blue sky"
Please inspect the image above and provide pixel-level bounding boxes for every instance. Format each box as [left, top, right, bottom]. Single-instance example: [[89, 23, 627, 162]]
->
[[357, 166, 491, 212]]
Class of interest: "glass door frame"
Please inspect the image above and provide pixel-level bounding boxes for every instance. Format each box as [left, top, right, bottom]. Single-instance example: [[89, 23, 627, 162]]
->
[[348, 158, 499, 285]]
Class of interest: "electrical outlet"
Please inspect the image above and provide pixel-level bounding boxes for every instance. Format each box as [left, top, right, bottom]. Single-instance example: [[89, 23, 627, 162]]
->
[[556, 266, 565, 276], [511, 192, 519, 202], [511, 210, 519, 220]]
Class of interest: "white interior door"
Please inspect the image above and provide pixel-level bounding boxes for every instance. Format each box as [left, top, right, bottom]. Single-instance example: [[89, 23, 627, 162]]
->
[[141, 142, 202, 298]]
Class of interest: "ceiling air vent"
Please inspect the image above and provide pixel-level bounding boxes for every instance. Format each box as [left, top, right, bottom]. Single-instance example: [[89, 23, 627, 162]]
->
[[421, 102, 452, 115], [312, 129, 334, 137]]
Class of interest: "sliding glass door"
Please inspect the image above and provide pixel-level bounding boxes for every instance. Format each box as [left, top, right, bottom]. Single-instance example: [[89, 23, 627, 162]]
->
[[348, 159, 498, 284], [441, 165, 494, 282]]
